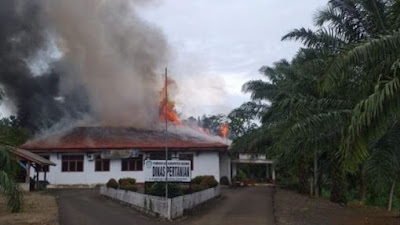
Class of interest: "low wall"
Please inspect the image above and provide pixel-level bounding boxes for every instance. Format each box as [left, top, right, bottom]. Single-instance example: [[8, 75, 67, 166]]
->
[[100, 186, 169, 218], [100, 185, 220, 219]]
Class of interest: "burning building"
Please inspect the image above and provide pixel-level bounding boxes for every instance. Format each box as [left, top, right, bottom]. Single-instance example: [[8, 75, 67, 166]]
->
[[6, 0, 232, 186], [20, 126, 230, 185]]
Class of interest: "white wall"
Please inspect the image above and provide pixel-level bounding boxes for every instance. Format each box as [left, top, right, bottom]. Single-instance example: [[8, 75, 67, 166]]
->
[[219, 152, 231, 182], [191, 152, 220, 180], [34, 151, 223, 185]]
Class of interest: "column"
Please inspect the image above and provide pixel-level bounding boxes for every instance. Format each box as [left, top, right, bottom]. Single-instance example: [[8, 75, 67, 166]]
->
[[272, 164, 276, 183], [231, 163, 237, 179], [25, 161, 31, 183]]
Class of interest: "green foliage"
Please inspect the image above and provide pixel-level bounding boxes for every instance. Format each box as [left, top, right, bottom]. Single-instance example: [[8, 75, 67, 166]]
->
[[191, 184, 207, 192], [0, 147, 23, 213], [119, 181, 137, 192], [199, 176, 218, 188], [191, 176, 218, 189], [234, 169, 248, 181], [191, 176, 204, 185], [106, 179, 118, 189], [118, 177, 136, 185], [148, 183, 183, 198]]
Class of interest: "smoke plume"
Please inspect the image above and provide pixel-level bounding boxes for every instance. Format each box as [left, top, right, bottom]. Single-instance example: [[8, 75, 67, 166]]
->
[[0, 0, 168, 131]]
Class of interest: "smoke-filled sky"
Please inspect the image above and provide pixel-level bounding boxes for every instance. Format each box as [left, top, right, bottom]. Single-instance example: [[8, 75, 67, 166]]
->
[[137, 0, 328, 118], [0, 0, 327, 132]]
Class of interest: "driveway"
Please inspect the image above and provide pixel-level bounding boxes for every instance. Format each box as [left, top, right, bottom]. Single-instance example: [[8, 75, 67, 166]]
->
[[52, 186, 275, 225]]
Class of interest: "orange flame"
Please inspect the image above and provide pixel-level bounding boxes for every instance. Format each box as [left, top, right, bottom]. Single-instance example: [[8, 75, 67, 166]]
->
[[221, 123, 228, 138], [160, 77, 181, 125]]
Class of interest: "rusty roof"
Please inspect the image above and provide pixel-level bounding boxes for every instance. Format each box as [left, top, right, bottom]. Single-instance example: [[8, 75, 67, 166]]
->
[[20, 127, 229, 153]]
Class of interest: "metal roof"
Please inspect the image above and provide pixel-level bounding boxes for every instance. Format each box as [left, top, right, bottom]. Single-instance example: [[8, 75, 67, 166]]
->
[[11, 147, 56, 166]]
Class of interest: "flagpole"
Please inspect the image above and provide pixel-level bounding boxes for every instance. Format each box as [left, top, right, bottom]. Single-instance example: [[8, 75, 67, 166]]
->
[[164, 67, 169, 201]]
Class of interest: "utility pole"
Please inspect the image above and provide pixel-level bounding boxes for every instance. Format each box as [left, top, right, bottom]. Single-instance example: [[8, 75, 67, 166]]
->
[[164, 67, 169, 201]]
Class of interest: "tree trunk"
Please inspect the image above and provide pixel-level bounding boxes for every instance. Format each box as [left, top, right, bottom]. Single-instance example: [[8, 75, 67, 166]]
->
[[359, 165, 367, 203], [330, 162, 347, 204], [314, 151, 319, 197], [298, 156, 310, 194], [388, 178, 396, 211]]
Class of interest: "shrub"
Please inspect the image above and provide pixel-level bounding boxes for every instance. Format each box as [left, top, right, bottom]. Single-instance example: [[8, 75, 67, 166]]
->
[[191, 184, 207, 192], [182, 187, 193, 195], [200, 176, 219, 188], [118, 177, 136, 185], [191, 176, 204, 185], [220, 176, 230, 185], [120, 181, 138, 192], [106, 178, 119, 189], [148, 183, 183, 198], [235, 169, 247, 181]]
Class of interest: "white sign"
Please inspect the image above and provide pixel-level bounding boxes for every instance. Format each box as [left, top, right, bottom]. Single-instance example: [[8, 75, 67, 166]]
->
[[144, 160, 191, 182]]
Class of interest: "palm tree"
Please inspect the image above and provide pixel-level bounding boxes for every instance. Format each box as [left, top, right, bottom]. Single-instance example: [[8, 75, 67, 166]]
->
[[0, 146, 22, 212]]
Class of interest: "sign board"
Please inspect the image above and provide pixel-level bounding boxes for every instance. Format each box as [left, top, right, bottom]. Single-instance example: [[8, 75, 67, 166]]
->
[[144, 160, 191, 182]]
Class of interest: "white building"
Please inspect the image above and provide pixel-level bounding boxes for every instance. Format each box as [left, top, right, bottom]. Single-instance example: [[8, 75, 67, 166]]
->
[[20, 127, 230, 186]]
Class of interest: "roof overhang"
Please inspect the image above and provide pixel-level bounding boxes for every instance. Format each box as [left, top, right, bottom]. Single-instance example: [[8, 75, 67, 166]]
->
[[11, 147, 56, 166]]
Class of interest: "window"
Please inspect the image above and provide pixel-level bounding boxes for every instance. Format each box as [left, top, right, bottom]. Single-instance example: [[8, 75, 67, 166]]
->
[[179, 154, 194, 170], [38, 155, 50, 172], [62, 155, 84, 172], [121, 155, 143, 171], [95, 155, 110, 172]]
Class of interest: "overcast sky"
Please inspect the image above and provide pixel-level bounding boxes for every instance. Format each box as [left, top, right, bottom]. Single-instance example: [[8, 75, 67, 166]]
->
[[137, 0, 327, 118]]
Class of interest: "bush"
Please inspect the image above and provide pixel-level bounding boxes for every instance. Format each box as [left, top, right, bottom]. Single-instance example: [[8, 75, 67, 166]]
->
[[200, 176, 219, 188], [220, 176, 230, 186], [106, 178, 119, 189], [148, 183, 183, 198], [234, 169, 248, 181], [191, 184, 207, 192], [182, 187, 193, 195], [191, 176, 204, 185], [118, 177, 136, 185], [120, 181, 138, 192]]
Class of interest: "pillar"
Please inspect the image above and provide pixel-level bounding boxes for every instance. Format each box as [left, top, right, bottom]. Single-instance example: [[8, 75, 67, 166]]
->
[[25, 161, 31, 184], [272, 165, 276, 183], [232, 163, 237, 179]]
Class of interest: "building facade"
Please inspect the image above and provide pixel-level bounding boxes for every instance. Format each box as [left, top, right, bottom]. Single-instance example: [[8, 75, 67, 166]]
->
[[21, 127, 230, 186]]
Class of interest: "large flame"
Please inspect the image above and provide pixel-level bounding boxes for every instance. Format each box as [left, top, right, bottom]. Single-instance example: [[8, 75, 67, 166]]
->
[[160, 77, 181, 125], [221, 123, 228, 138]]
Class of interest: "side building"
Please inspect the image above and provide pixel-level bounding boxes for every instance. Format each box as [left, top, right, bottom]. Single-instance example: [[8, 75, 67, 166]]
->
[[20, 127, 230, 186]]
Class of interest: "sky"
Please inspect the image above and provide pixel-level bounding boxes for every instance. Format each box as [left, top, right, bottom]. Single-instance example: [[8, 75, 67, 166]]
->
[[137, 0, 328, 118]]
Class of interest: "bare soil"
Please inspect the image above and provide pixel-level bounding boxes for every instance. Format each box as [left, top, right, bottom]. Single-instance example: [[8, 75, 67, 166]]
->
[[274, 188, 400, 225], [0, 191, 58, 225]]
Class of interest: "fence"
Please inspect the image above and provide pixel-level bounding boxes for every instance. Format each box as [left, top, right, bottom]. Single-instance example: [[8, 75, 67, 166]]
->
[[100, 185, 220, 219]]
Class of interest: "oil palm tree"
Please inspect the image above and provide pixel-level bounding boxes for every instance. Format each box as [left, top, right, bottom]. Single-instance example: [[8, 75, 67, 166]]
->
[[0, 147, 22, 212]]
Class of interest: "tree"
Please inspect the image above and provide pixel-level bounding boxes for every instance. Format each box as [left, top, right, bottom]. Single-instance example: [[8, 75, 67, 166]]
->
[[0, 117, 31, 212], [0, 147, 22, 212]]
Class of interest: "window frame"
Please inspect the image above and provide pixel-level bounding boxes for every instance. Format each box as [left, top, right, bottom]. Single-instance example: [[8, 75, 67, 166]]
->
[[61, 155, 84, 172], [95, 155, 110, 172], [121, 155, 143, 171]]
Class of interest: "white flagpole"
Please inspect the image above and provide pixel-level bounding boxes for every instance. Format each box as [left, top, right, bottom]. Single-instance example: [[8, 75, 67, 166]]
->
[[164, 67, 169, 201]]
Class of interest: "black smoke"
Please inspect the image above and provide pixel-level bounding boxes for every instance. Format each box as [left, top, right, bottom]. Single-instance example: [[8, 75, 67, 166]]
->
[[0, 0, 89, 131]]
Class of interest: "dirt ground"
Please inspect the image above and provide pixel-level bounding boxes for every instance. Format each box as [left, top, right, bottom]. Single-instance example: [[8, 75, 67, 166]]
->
[[274, 188, 400, 225], [0, 191, 58, 225]]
